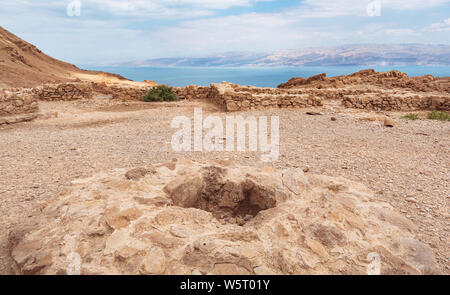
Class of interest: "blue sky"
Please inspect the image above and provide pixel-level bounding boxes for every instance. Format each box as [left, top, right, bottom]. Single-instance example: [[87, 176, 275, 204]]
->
[[1, 0, 449, 65]]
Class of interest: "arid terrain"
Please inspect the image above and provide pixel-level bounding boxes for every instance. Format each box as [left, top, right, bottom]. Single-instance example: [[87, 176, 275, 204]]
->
[[0, 27, 448, 275], [0, 98, 448, 274]]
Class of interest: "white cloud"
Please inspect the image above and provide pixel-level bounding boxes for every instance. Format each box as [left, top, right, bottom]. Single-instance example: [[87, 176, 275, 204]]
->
[[429, 18, 450, 31], [6, 0, 272, 18], [0, 0, 449, 64], [384, 28, 417, 36], [383, 0, 450, 10], [0, 0, 274, 20], [287, 0, 450, 18], [153, 12, 306, 54], [293, 0, 368, 18]]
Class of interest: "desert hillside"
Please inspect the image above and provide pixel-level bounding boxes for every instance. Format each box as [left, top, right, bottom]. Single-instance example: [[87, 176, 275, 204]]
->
[[0, 26, 130, 88]]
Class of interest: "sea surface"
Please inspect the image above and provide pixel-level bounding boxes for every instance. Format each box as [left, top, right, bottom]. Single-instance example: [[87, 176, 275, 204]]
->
[[83, 66, 450, 88]]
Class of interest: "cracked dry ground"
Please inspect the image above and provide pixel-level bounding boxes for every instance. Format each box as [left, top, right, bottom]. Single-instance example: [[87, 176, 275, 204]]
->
[[0, 100, 448, 274]]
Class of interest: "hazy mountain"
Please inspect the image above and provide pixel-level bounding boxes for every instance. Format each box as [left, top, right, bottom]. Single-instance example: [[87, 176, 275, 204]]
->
[[120, 44, 450, 67]]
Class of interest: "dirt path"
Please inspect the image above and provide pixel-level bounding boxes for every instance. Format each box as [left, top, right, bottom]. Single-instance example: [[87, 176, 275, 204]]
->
[[0, 100, 448, 274]]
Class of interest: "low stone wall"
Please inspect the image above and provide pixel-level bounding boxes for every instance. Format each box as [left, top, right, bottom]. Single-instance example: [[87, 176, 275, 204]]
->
[[110, 86, 149, 101], [34, 83, 94, 101], [32, 82, 153, 102], [173, 85, 212, 100], [92, 82, 152, 100], [204, 83, 449, 112], [0, 88, 38, 124], [343, 95, 450, 111], [209, 82, 323, 112], [3, 81, 448, 122]]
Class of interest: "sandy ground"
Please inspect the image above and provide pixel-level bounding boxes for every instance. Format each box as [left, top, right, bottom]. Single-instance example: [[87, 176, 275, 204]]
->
[[0, 99, 448, 274]]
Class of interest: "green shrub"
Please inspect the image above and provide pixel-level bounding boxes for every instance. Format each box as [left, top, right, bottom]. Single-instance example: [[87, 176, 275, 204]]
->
[[401, 114, 419, 120], [143, 85, 178, 102], [427, 111, 450, 121]]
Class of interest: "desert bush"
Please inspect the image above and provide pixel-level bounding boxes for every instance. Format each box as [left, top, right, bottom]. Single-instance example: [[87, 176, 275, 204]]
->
[[427, 111, 450, 121], [143, 85, 178, 102], [401, 114, 419, 120]]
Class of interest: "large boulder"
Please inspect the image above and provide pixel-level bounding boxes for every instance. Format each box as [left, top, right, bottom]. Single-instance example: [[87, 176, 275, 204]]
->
[[8, 159, 441, 275]]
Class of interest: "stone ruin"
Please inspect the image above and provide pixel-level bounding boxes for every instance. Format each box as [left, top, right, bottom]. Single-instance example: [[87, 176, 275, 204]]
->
[[33, 83, 94, 101], [278, 69, 450, 93], [0, 88, 38, 125], [28, 70, 450, 113], [201, 82, 324, 112], [24, 78, 450, 113], [278, 69, 450, 111], [163, 165, 283, 222], [1, 70, 449, 125], [342, 94, 449, 111], [8, 159, 442, 275]]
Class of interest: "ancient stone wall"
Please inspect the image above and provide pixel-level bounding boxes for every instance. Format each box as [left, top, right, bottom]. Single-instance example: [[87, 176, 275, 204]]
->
[[92, 81, 448, 112], [208, 82, 323, 112], [31, 82, 153, 102], [3, 77, 448, 120], [173, 85, 212, 100], [342, 94, 450, 111], [33, 82, 94, 101], [0, 88, 38, 124], [92, 82, 152, 101]]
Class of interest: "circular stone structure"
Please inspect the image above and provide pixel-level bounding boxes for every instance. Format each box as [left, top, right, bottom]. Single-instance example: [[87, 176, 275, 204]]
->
[[8, 158, 441, 275]]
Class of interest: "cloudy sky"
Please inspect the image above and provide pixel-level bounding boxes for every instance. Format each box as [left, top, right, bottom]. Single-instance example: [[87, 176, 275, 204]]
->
[[1, 0, 449, 65]]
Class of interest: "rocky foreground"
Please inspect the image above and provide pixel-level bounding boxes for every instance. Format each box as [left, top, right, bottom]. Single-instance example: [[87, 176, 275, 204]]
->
[[0, 100, 448, 274], [8, 158, 441, 275]]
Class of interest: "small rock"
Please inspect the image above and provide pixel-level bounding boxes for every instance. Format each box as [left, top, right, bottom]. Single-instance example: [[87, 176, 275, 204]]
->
[[330, 117, 337, 121], [306, 111, 322, 116], [139, 248, 166, 275], [384, 118, 396, 127], [253, 266, 272, 275], [244, 215, 253, 221], [406, 197, 418, 203], [125, 166, 155, 180], [170, 226, 189, 238], [236, 217, 245, 226], [226, 217, 236, 224]]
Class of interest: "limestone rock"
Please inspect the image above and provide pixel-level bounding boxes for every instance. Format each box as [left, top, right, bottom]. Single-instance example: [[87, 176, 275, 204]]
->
[[384, 117, 397, 128], [8, 159, 441, 275], [125, 166, 155, 180], [306, 111, 323, 116]]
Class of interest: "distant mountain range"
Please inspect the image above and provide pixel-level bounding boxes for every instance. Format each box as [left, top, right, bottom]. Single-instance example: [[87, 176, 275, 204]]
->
[[119, 44, 450, 67]]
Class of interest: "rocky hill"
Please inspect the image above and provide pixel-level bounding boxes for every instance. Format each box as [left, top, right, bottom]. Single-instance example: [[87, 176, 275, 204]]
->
[[0, 26, 130, 88], [278, 69, 450, 93]]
